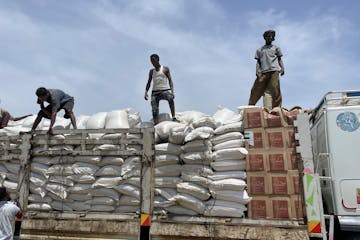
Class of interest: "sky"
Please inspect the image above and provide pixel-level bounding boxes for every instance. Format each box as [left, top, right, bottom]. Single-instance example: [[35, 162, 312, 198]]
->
[[0, 0, 359, 120]]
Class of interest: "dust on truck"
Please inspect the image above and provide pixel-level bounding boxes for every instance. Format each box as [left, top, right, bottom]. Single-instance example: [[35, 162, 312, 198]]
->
[[0, 90, 358, 239]]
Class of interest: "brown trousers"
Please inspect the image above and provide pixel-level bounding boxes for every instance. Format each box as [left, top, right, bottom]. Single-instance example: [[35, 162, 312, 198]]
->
[[248, 71, 282, 108]]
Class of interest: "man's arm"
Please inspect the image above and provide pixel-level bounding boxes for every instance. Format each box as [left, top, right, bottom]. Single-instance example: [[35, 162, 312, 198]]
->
[[256, 59, 262, 78], [278, 57, 285, 76], [0, 111, 11, 128], [144, 70, 153, 100], [48, 111, 57, 135], [164, 67, 174, 96]]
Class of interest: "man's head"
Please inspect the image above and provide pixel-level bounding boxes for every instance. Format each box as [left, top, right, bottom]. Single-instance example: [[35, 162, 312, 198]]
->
[[0, 187, 10, 201], [263, 30, 276, 44], [150, 54, 160, 68], [36, 87, 50, 102]]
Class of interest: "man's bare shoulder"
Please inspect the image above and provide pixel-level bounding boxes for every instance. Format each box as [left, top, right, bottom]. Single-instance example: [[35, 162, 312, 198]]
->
[[163, 66, 170, 72]]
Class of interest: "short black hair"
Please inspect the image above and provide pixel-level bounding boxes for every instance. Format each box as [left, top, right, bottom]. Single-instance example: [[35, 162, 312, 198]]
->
[[0, 187, 7, 200], [263, 30, 276, 38], [150, 54, 160, 61], [36, 87, 49, 97]]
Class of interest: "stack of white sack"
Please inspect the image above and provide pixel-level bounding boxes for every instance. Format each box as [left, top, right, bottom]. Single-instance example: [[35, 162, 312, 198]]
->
[[153, 108, 250, 217], [154, 135, 183, 213], [27, 155, 143, 213], [0, 109, 142, 136], [206, 107, 250, 217], [0, 160, 21, 200]]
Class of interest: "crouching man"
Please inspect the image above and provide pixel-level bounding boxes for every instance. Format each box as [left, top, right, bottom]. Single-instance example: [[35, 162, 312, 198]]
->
[[29, 87, 77, 135]]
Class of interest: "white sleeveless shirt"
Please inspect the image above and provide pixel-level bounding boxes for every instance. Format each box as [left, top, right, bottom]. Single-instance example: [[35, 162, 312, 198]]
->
[[152, 66, 170, 91]]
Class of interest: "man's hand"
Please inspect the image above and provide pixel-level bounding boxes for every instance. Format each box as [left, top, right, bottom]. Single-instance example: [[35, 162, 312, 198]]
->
[[171, 91, 175, 99], [144, 91, 149, 100], [47, 128, 53, 136], [280, 69, 285, 76]]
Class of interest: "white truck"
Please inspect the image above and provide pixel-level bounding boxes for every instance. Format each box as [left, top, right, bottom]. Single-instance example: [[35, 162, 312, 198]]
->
[[309, 91, 360, 237]]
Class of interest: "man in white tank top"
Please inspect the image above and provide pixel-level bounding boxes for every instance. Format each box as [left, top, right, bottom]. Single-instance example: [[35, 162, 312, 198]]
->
[[144, 54, 177, 124]]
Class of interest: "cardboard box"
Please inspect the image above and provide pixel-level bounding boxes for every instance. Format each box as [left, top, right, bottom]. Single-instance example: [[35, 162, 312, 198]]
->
[[248, 196, 270, 219], [268, 173, 290, 195], [267, 150, 288, 171], [244, 108, 265, 129], [270, 197, 291, 219], [247, 172, 268, 195], [287, 149, 299, 170], [266, 128, 286, 149], [285, 127, 296, 148], [290, 195, 304, 219], [289, 170, 301, 194], [247, 150, 267, 171], [245, 128, 267, 149], [264, 110, 287, 128]]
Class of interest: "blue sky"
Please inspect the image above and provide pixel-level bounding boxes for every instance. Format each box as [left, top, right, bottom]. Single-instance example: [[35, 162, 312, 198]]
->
[[1, 0, 359, 120]]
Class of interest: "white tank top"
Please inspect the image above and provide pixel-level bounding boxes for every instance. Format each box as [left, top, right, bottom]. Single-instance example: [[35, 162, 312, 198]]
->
[[152, 66, 170, 91]]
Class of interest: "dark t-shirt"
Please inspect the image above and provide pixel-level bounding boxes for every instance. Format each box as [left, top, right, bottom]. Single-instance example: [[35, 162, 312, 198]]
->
[[47, 89, 73, 113]]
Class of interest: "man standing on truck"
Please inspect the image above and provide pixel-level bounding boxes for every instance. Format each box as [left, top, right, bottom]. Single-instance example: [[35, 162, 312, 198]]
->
[[28, 87, 77, 135], [0, 187, 22, 240], [144, 54, 177, 124], [248, 30, 285, 109]]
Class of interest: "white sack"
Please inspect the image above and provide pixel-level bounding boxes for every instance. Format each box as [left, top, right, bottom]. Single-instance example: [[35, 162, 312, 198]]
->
[[118, 196, 140, 206], [155, 143, 182, 155], [212, 148, 248, 161], [184, 127, 214, 142], [180, 151, 212, 165], [48, 176, 74, 187], [74, 156, 101, 164], [67, 175, 95, 184], [86, 112, 108, 129], [213, 139, 245, 151], [182, 140, 212, 153], [92, 177, 123, 188], [68, 193, 92, 201], [168, 125, 192, 145], [210, 160, 246, 172], [181, 165, 213, 177], [204, 206, 245, 218], [90, 188, 120, 200], [155, 154, 179, 166], [114, 184, 140, 199], [95, 166, 122, 177], [27, 203, 52, 211], [3, 162, 20, 174], [30, 173, 46, 187], [210, 189, 251, 204], [213, 107, 237, 125], [176, 111, 207, 125], [46, 183, 67, 200], [46, 164, 74, 176], [66, 202, 91, 211], [155, 121, 185, 140], [72, 162, 99, 175], [28, 194, 52, 203], [155, 165, 181, 177], [174, 193, 206, 214], [100, 156, 124, 166], [68, 184, 92, 194], [191, 116, 219, 129], [209, 179, 247, 191], [154, 188, 178, 201], [180, 173, 212, 188], [155, 177, 182, 188], [165, 205, 198, 216], [177, 182, 210, 201], [208, 171, 247, 181], [86, 197, 115, 206], [214, 122, 243, 135], [128, 112, 141, 128]]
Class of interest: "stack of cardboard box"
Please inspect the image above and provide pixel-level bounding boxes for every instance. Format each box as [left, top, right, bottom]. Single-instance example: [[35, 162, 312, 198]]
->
[[244, 107, 304, 220]]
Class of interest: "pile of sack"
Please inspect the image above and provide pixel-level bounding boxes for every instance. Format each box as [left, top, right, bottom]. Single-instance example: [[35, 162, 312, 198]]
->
[[0, 137, 22, 200], [27, 155, 143, 212], [0, 109, 141, 136], [154, 107, 250, 218]]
